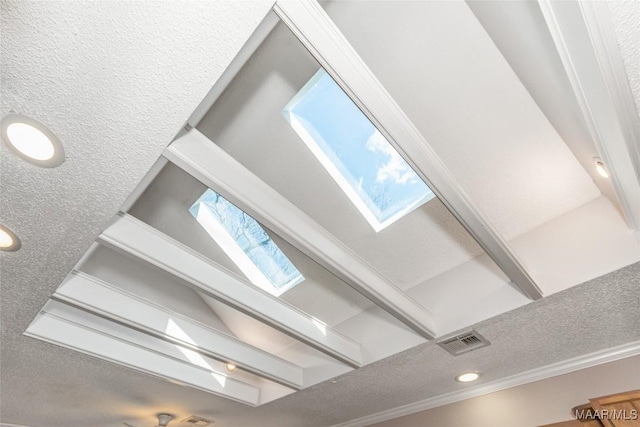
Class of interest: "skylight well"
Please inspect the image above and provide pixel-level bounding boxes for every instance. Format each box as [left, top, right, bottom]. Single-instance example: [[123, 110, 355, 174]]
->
[[283, 69, 435, 232], [190, 189, 304, 297]]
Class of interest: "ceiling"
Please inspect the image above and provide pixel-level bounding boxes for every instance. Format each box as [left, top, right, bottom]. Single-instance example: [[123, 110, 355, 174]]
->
[[370, 354, 640, 427], [1, 1, 639, 427]]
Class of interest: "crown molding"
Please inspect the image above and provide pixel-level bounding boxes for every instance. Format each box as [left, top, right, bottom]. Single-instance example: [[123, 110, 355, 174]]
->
[[330, 340, 640, 427]]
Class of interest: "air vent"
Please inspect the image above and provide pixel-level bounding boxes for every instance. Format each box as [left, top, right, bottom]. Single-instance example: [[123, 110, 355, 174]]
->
[[437, 329, 490, 356], [182, 416, 213, 426]]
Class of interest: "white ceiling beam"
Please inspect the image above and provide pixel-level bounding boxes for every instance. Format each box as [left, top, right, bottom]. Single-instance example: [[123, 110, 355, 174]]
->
[[164, 129, 437, 339], [54, 271, 304, 389], [272, 0, 543, 301], [97, 213, 362, 368], [538, 0, 640, 230], [25, 301, 262, 406]]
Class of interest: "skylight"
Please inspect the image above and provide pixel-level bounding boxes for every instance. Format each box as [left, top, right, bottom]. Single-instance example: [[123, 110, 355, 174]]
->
[[190, 189, 304, 297], [282, 69, 435, 232]]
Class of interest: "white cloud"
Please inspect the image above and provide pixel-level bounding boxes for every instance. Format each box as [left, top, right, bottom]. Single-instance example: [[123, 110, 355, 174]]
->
[[365, 130, 418, 185]]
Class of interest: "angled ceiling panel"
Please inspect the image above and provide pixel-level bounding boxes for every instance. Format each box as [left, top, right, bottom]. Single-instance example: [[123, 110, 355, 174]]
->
[[26, 301, 266, 406], [98, 213, 363, 368], [316, 0, 639, 295], [164, 130, 437, 338], [54, 271, 304, 389], [128, 161, 376, 329]]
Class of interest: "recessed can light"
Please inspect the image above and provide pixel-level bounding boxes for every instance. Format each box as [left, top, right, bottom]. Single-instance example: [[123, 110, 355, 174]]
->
[[1, 113, 65, 167], [0, 225, 21, 252], [594, 158, 609, 178], [225, 362, 237, 373], [455, 372, 480, 383]]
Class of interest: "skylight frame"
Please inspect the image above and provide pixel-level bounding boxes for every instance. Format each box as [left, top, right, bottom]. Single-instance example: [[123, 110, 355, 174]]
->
[[282, 69, 435, 232], [190, 189, 304, 297], [272, 0, 542, 300], [164, 131, 438, 339]]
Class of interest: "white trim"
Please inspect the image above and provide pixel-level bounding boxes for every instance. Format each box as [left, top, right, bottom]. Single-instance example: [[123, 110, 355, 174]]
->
[[272, 0, 542, 301], [580, 1, 640, 224], [54, 271, 304, 389], [98, 213, 362, 367], [538, 0, 640, 230], [329, 340, 640, 427], [26, 302, 262, 406], [164, 129, 437, 338]]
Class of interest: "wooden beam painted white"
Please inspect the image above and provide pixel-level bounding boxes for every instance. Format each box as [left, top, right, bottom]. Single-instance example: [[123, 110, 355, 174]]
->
[[97, 213, 362, 367], [164, 129, 437, 338], [25, 301, 262, 406], [271, 0, 543, 301], [538, 0, 640, 230], [54, 271, 304, 389]]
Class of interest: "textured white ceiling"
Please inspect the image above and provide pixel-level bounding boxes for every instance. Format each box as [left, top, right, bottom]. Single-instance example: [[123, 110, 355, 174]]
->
[[1, 1, 640, 427], [2, 262, 639, 427], [0, 0, 271, 425], [369, 355, 640, 427]]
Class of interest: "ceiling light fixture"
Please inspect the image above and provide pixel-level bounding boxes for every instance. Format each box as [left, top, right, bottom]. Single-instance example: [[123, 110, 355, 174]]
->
[[594, 158, 609, 178], [225, 362, 237, 373], [0, 225, 21, 252], [1, 113, 65, 167], [156, 413, 174, 427], [455, 371, 480, 383]]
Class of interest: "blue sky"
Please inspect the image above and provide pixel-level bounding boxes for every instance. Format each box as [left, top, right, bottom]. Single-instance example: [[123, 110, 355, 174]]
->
[[283, 69, 434, 230], [190, 189, 303, 294]]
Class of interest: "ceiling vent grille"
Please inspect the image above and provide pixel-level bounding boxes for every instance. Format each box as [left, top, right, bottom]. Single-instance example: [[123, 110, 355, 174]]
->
[[437, 330, 490, 356], [181, 416, 213, 426]]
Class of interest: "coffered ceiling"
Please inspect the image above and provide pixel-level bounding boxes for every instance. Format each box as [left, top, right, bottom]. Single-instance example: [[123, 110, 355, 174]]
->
[[1, 1, 639, 426]]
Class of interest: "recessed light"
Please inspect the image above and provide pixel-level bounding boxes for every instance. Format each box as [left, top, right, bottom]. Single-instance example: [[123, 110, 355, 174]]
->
[[455, 372, 480, 383], [1, 113, 65, 167], [0, 225, 21, 252], [594, 158, 609, 178], [225, 362, 237, 373]]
